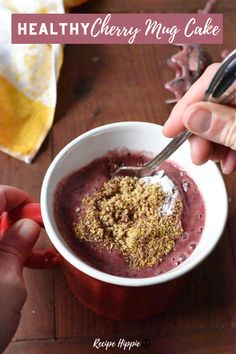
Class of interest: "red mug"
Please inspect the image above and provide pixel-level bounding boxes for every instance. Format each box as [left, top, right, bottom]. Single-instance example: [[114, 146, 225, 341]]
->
[[40, 123, 227, 319]]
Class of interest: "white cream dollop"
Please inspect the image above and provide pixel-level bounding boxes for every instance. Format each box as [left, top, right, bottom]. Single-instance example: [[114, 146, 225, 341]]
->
[[141, 170, 179, 215]]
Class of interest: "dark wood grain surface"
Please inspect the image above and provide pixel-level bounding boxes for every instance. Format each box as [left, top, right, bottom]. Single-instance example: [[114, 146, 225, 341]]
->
[[2, 1, 236, 353]]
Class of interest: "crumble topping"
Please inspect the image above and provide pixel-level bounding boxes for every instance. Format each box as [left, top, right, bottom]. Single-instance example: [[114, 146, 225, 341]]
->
[[73, 176, 183, 269]]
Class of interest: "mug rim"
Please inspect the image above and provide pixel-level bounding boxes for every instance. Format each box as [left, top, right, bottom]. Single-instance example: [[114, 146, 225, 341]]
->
[[41, 121, 228, 287]]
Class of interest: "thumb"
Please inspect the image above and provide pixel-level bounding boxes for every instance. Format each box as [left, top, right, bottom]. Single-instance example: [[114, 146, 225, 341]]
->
[[0, 219, 40, 275], [183, 102, 236, 149]]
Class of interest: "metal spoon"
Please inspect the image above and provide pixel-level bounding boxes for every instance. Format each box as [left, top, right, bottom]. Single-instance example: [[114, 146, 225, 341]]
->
[[113, 49, 236, 178]]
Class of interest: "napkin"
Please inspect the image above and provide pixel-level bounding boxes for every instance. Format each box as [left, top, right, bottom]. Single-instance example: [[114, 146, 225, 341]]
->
[[0, 0, 88, 163]]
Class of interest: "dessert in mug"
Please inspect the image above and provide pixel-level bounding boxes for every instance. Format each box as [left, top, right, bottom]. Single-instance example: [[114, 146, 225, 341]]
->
[[54, 150, 205, 278]]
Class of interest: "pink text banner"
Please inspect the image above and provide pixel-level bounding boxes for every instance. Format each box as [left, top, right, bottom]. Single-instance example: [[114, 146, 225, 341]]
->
[[12, 13, 223, 45]]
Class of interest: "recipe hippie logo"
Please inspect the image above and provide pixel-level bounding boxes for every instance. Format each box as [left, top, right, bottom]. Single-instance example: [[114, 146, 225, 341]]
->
[[92, 337, 152, 351]]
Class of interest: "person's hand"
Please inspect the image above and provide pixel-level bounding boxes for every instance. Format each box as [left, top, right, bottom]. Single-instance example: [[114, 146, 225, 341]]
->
[[0, 186, 40, 353], [163, 63, 236, 174]]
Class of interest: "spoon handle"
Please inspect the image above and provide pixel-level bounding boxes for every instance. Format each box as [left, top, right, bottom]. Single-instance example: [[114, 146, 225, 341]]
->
[[205, 49, 236, 100]]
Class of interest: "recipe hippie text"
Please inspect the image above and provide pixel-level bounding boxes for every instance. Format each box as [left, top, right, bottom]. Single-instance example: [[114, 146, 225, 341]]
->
[[12, 13, 223, 44]]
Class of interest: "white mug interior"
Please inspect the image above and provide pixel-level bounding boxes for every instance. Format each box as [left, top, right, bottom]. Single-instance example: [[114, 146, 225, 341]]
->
[[41, 122, 228, 287]]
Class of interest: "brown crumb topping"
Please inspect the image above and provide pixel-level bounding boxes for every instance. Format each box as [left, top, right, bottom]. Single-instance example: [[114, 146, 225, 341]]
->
[[74, 176, 183, 269]]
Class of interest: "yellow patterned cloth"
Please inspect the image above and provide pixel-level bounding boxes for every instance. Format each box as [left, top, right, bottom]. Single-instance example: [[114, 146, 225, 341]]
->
[[0, 0, 88, 163]]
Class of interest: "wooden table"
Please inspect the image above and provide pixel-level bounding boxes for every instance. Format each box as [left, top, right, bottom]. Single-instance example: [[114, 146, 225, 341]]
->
[[2, 1, 236, 353]]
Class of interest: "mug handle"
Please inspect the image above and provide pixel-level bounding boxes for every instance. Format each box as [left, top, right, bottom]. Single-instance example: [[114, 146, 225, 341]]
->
[[0, 203, 60, 269]]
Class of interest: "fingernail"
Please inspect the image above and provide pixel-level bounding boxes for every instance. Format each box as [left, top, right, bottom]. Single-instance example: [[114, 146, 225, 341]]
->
[[185, 108, 212, 133], [221, 150, 236, 174], [17, 219, 39, 238], [221, 160, 231, 175]]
